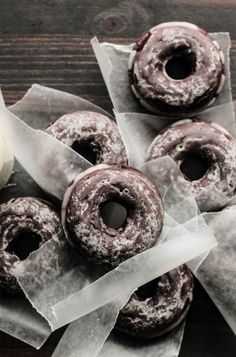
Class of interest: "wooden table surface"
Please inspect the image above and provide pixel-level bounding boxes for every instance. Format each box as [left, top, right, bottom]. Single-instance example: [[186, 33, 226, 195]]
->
[[0, 1, 236, 356]]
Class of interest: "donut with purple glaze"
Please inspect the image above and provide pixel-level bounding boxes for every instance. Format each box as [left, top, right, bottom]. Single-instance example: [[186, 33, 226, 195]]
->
[[116, 265, 193, 338], [129, 22, 225, 116], [146, 120, 236, 211], [46, 111, 127, 165], [62, 164, 164, 266], [0, 197, 64, 294]]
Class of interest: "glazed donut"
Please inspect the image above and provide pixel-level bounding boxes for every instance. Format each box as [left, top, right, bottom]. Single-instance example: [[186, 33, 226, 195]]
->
[[146, 120, 236, 211], [46, 111, 127, 165], [62, 164, 164, 266], [116, 265, 193, 338], [0, 197, 64, 294], [129, 22, 225, 116]]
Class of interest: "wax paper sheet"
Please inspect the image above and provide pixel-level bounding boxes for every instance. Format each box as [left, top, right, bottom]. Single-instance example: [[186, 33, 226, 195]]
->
[[115, 101, 236, 213], [112, 107, 236, 334], [198, 207, 236, 334], [51, 295, 130, 357], [51, 156, 215, 328], [0, 84, 108, 348], [91, 33, 232, 118], [0, 85, 217, 356], [0, 288, 51, 349], [0, 130, 14, 189], [0, 93, 15, 193]]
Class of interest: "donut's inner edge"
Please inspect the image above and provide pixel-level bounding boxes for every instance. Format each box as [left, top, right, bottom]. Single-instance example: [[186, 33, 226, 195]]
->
[[100, 198, 129, 230], [164, 46, 196, 80], [6, 228, 42, 260]]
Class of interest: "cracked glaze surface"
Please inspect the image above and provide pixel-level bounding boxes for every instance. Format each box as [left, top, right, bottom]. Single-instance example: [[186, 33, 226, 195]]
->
[[129, 22, 225, 115], [117, 265, 193, 338], [46, 111, 127, 165], [63, 164, 164, 266], [146, 120, 236, 211], [0, 197, 63, 293]]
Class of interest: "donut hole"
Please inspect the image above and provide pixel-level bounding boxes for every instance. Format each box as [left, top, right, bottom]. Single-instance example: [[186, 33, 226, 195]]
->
[[71, 140, 98, 165], [100, 199, 128, 229], [136, 279, 157, 300], [6, 228, 42, 260], [165, 50, 196, 80], [180, 151, 210, 181]]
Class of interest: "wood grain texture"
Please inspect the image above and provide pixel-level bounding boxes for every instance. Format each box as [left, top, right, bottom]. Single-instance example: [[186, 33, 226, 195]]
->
[[0, 35, 235, 112], [0, 0, 236, 356]]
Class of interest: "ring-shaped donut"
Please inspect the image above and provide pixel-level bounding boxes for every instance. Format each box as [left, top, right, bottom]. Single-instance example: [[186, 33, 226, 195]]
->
[[146, 120, 236, 211], [116, 265, 193, 338], [46, 111, 127, 165], [129, 22, 225, 116], [0, 197, 63, 293], [62, 164, 164, 266]]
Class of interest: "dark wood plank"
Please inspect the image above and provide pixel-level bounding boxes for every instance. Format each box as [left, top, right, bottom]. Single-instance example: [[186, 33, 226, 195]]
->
[[0, 35, 235, 112], [0, 0, 236, 37]]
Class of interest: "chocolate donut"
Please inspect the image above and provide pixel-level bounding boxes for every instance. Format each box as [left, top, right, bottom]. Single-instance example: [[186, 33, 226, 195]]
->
[[129, 22, 225, 116], [0, 197, 64, 294], [146, 120, 236, 211], [46, 111, 127, 165], [116, 265, 193, 338], [62, 164, 164, 266]]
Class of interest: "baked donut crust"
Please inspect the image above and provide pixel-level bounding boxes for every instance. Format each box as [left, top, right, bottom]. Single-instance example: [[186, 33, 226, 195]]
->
[[116, 265, 193, 338], [129, 22, 225, 116], [46, 111, 127, 165], [62, 164, 164, 266], [146, 120, 236, 211], [0, 197, 63, 294]]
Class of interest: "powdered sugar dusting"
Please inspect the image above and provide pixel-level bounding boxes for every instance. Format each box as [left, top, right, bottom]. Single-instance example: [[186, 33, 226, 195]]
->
[[130, 22, 224, 115], [117, 265, 193, 337], [0, 197, 63, 293], [147, 120, 236, 211], [46, 111, 127, 166], [64, 165, 164, 266]]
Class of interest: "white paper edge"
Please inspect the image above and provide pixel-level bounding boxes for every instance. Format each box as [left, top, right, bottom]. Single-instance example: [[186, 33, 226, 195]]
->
[[51, 227, 217, 330]]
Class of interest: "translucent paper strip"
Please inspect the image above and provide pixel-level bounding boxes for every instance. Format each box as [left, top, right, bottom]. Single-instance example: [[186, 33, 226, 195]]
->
[[52, 296, 130, 357], [0, 105, 91, 200], [91, 33, 232, 117], [50, 214, 186, 357], [196, 207, 236, 334], [52, 223, 216, 329], [14, 238, 105, 329], [0, 91, 15, 190], [0, 85, 112, 349], [9, 83, 111, 129], [0, 130, 14, 189], [0, 289, 51, 349], [0, 88, 54, 349], [98, 322, 185, 357], [50, 212, 186, 357]]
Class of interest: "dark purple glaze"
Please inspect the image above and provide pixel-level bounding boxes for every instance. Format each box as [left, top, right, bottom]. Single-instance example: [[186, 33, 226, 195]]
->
[[129, 22, 225, 116], [62, 164, 164, 266], [146, 120, 236, 211], [116, 265, 193, 338], [0, 197, 63, 294], [46, 111, 127, 165]]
